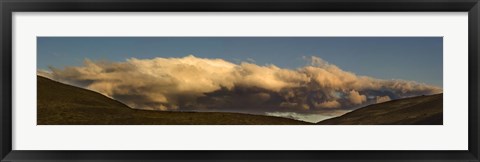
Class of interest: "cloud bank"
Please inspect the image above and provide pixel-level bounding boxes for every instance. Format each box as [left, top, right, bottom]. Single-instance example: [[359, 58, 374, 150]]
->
[[41, 55, 442, 115]]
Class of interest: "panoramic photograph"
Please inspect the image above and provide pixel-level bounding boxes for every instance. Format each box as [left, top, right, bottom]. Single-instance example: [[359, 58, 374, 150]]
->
[[37, 37, 443, 125]]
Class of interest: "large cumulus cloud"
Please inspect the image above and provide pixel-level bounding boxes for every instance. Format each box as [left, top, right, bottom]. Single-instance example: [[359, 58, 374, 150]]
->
[[40, 55, 442, 115]]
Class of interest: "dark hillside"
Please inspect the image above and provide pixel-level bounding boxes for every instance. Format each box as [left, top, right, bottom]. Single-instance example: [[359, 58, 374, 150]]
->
[[37, 76, 308, 125], [318, 94, 443, 125]]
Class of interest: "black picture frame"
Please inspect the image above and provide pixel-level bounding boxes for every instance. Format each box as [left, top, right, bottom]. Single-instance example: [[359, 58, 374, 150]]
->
[[1, 0, 479, 161]]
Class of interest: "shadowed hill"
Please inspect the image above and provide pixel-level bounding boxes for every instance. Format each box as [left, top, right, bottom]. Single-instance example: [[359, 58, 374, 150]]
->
[[37, 76, 308, 125], [317, 94, 443, 125]]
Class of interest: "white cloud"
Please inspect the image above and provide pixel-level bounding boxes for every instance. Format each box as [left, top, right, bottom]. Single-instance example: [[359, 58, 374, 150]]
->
[[42, 55, 442, 114], [376, 96, 392, 103], [315, 100, 341, 109], [348, 90, 367, 105]]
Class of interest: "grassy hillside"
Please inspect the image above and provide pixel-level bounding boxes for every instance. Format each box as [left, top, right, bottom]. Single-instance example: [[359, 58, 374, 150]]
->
[[37, 76, 308, 125], [317, 94, 443, 125]]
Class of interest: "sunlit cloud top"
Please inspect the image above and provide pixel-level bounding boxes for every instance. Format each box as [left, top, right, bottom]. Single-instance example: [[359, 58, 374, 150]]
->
[[37, 37, 443, 87]]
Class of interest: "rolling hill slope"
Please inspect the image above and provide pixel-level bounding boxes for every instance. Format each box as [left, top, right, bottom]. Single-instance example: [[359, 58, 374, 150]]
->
[[317, 94, 443, 125], [37, 75, 308, 125]]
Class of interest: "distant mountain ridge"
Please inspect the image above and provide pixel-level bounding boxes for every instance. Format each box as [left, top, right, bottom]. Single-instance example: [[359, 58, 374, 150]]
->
[[317, 94, 443, 125]]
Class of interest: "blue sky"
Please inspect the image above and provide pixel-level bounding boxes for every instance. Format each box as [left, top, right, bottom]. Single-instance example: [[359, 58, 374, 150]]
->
[[37, 37, 443, 87]]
